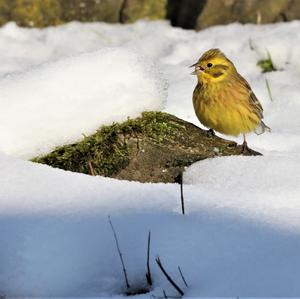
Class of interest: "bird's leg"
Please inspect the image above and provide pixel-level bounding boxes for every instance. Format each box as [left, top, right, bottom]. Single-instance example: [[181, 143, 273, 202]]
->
[[240, 134, 262, 156], [241, 134, 250, 153], [206, 128, 215, 137]]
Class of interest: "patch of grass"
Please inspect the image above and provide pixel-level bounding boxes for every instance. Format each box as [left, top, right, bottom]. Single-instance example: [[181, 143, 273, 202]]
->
[[257, 51, 276, 73]]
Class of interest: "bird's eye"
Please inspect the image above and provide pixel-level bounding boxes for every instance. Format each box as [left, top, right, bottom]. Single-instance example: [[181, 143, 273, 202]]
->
[[207, 63, 213, 68]]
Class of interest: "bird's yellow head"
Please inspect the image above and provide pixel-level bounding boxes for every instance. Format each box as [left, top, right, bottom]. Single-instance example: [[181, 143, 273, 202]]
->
[[191, 48, 236, 84]]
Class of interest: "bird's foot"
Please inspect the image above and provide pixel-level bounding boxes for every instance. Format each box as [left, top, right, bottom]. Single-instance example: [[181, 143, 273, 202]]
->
[[240, 141, 262, 156], [206, 128, 215, 137], [241, 140, 250, 154]]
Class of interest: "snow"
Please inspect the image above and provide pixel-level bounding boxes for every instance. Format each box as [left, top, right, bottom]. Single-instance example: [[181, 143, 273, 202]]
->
[[184, 155, 300, 231], [0, 20, 300, 297], [0, 47, 166, 158]]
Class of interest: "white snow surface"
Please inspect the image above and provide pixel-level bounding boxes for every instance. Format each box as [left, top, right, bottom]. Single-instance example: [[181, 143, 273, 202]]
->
[[0, 46, 166, 158], [0, 20, 300, 297]]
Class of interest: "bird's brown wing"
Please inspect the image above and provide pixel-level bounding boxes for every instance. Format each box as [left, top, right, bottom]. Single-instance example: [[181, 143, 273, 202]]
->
[[237, 73, 264, 119], [237, 73, 271, 133]]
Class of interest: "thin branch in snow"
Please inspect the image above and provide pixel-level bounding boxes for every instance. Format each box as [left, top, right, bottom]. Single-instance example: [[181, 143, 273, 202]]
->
[[108, 216, 130, 289], [177, 266, 188, 288], [180, 174, 185, 215], [175, 172, 185, 215], [155, 256, 184, 296], [151, 292, 181, 299], [145, 230, 153, 286]]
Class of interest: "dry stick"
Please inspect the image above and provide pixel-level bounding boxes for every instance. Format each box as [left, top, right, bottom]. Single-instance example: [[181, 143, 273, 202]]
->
[[177, 266, 188, 288], [155, 257, 184, 296], [163, 290, 168, 299], [108, 216, 130, 289], [176, 173, 185, 215], [151, 293, 181, 299], [87, 160, 96, 176], [180, 176, 185, 215], [146, 231, 153, 286]]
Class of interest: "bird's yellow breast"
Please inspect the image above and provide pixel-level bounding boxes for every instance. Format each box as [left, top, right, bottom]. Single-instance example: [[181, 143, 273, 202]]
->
[[193, 83, 260, 136]]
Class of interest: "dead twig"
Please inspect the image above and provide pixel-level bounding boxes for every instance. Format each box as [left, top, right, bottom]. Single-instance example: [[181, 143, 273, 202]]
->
[[155, 256, 184, 296], [87, 160, 97, 176], [151, 292, 182, 299], [146, 231, 153, 286], [108, 216, 130, 289], [178, 266, 188, 287], [163, 290, 168, 299], [175, 173, 185, 215]]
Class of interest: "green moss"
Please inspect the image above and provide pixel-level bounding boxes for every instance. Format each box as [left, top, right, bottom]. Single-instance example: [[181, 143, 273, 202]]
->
[[32, 112, 186, 177], [257, 51, 276, 73]]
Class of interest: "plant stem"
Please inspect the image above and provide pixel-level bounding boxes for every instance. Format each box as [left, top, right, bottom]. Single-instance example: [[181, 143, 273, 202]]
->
[[108, 216, 130, 289], [155, 256, 184, 296]]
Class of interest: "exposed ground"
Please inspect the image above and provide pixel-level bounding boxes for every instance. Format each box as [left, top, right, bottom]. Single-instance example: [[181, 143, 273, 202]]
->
[[33, 111, 260, 183]]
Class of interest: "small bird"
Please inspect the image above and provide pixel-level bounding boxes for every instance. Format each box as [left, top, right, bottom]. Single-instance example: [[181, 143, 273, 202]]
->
[[191, 48, 270, 152]]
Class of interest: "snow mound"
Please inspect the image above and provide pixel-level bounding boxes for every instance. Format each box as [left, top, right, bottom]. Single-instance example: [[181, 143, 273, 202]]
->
[[1, 20, 300, 297], [1, 153, 300, 297], [0, 153, 175, 216], [0, 47, 166, 158], [184, 155, 300, 231]]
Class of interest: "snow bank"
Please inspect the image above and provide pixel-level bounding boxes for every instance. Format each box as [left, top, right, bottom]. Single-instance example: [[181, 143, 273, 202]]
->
[[0, 154, 176, 216], [184, 155, 300, 231], [1, 153, 300, 297], [0, 153, 177, 296], [0, 47, 166, 158]]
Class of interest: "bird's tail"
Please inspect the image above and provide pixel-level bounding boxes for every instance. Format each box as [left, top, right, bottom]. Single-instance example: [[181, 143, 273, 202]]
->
[[255, 121, 271, 135]]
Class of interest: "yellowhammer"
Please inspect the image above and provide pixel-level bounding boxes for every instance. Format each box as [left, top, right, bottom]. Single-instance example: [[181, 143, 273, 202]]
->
[[191, 48, 270, 152]]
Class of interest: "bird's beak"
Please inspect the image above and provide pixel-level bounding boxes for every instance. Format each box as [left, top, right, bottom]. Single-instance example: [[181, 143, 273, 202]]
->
[[189, 62, 203, 75]]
